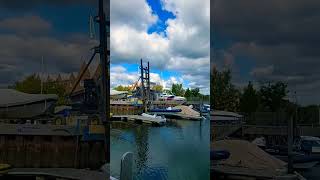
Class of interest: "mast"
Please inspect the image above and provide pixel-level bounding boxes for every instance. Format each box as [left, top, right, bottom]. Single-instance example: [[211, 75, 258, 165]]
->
[[140, 59, 145, 112], [98, 0, 110, 163], [41, 56, 44, 94]]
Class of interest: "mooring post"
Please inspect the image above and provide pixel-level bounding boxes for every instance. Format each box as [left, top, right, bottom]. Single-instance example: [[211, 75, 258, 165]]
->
[[120, 152, 133, 180]]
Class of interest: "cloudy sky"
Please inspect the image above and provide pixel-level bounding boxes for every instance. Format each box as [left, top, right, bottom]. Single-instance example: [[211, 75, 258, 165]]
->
[[0, 0, 210, 94], [0, 0, 99, 87], [212, 0, 320, 105], [110, 0, 210, 94]]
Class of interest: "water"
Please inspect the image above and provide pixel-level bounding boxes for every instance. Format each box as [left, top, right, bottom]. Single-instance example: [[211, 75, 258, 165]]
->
[[110, 117, 210, 180]]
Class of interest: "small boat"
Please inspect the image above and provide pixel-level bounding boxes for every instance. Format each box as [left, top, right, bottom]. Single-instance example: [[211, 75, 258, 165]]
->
[[141, 113, 166, 124], [0, 89, 58, 119], [149, 107, 182, 113], [158, 93, 186, 104]]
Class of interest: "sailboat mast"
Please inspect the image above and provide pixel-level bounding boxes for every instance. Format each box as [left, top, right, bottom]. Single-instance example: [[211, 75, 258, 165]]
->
[[41, 56, 44, 94], [98, 0, 110, 162]]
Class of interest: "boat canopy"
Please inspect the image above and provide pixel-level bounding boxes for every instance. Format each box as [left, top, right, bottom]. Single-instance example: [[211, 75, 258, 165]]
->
[[0, 89, 58, 107]]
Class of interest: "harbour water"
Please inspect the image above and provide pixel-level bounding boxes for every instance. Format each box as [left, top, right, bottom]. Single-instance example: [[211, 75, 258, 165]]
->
[[110, 117, 210, 180]]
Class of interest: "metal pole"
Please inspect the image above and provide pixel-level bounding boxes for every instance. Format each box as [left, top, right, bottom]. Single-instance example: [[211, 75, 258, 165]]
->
[[140, 59, 146, 112], [98, 0, 110, 163], [41, 56, 44, 94], [147, 61, 150, 109], [288, 114, 293, 174]]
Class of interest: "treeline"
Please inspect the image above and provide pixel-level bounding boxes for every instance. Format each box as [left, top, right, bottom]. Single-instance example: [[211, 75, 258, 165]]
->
[[9, 74, 66, 105], [211, 67, 320, 125], [171, 83, 210, 101], [211, 67, 292, 113], [113, 83, 210, 101]]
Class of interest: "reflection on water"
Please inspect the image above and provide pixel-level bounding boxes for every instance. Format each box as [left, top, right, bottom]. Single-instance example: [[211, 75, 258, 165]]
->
[[110, 117, 210, 180]]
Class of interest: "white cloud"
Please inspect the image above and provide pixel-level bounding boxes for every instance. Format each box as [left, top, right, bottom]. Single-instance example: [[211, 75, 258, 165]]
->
[[110, 65, 138, 87], [110, 0, 210, 93], [110, 25, 169, 68], [111, 0, 157, 31]]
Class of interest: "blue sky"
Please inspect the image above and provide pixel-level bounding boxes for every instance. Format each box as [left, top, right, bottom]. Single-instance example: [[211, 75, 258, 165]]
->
[[146, 0, 175, 35]]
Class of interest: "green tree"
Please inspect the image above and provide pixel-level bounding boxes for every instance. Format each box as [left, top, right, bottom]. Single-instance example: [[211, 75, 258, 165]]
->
[[114, 85, 131, 92], [171, 83, 185, 96], [13, 74, 67, 105], [211, 66, 240, 112], [191, 88, 200, 97], [152, 84, 163, 92], [259, 81, 288, 112], [44, 82, 66, 105], [184, 88, 191, 98], [15, 74, 42, 94], [240, 81, 259, 114]]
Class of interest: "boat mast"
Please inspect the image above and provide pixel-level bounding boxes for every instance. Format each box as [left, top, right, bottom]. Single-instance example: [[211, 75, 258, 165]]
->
[[41, 56, 44, 94], [98, 0, 110, 162]]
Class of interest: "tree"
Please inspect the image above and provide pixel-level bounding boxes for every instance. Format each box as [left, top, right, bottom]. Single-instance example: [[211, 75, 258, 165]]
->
[[259, 81, 289, 112], [13, 74, 67, 105], [191, 88, 200, 97], [14, 74, 42, 94], [211, 67, 240, 112], [240, 81, 259, 114], [114, 85, 131, 91], [171, 83, 185, 96], [184, 88, 191, 98], [152, 84, 163, 92]]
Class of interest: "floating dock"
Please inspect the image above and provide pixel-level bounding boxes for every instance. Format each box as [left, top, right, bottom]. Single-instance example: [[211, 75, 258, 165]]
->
[[112, 115, 166, 126]]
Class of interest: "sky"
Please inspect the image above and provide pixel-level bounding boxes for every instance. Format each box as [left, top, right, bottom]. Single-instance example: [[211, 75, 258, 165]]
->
[[0, 0, 210, 94], [0, 0, 99, 86], [212, 0, 320, 105], [110, 0, 210, 94]]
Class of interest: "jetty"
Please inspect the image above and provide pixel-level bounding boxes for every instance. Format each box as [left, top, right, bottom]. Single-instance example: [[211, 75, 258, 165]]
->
[[152, 105, 202, 120]]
